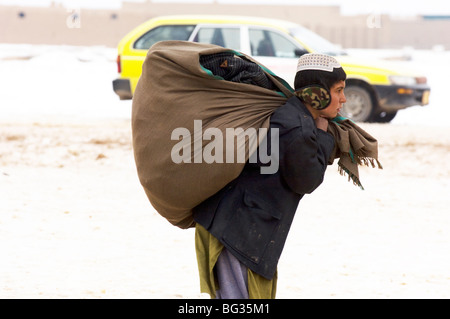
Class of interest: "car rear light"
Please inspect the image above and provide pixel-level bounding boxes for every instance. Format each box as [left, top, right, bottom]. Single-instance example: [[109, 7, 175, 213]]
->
[[117, 55, 121, 74]]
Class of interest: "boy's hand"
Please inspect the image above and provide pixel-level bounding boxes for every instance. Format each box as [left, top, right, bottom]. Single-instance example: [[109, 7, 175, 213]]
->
[[314, 116, 329, 132]]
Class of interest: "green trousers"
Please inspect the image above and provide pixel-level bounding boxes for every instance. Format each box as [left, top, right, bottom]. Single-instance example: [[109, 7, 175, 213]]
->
[[195, 223, 277, 299]]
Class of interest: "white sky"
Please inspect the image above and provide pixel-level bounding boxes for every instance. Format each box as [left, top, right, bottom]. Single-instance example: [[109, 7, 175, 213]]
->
[[1, 0, 450, 16]]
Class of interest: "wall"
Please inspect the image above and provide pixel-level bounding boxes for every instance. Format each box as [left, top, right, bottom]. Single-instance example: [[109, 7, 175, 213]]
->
[[0, 1, 448, 49]]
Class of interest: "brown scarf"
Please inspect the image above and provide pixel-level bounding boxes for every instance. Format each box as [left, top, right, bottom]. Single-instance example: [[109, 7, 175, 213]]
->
[[327, 116, 383, 189]]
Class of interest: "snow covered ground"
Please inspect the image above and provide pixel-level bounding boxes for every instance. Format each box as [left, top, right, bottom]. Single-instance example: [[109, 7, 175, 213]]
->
[[0, 44, 449, 299]]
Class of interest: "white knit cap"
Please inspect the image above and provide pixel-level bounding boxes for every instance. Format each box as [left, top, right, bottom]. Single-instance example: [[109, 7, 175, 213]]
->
[[297, 53, 342, 73]]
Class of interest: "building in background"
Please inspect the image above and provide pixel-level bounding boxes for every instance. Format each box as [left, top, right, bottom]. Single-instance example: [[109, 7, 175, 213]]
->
[[0, 0, 449, 50]]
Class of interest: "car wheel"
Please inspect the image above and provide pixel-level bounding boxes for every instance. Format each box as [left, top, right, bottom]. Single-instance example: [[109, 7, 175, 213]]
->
[[341, 85, 373, 122]]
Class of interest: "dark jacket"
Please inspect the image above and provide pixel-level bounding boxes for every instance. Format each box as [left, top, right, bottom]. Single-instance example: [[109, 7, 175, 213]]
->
[[193, 96, 335, 279]]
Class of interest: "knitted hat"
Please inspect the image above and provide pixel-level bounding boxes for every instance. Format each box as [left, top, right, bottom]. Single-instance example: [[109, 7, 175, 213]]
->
[[297, 53, 342, 73]]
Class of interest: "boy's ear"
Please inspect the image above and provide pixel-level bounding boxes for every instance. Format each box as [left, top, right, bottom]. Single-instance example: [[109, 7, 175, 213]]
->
[[295, 85, 331, 110]]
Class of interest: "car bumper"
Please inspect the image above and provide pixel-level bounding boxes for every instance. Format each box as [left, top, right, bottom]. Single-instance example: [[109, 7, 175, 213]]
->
[[112, 79, 133, 100], [374, 84, 430, 112]]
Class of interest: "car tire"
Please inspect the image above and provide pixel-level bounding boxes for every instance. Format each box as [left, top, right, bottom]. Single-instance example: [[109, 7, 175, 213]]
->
[[341, 85, 374, 122]]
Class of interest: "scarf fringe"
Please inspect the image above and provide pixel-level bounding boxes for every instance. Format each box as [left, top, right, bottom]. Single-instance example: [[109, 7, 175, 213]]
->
[[338, 155, 383, 191], [341, 151, 384, 170], [351, 148, 383, 169], [329, 116, 382, 189], [338, 164, 364, 190], [357, 156, 383, 170]]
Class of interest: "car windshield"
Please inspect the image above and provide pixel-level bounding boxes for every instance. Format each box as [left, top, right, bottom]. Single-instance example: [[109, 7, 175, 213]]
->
[[289, 26, 347, 56]]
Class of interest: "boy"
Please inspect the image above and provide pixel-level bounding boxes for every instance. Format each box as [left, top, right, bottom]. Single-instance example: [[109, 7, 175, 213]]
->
[[193, 53, 347, 299]]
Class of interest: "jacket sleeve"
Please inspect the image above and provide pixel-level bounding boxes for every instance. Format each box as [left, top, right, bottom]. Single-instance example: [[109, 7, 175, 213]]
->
[[281, 122, 335, 195]]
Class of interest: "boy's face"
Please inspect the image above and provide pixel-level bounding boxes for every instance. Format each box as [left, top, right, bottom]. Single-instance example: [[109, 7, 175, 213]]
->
[[319, 80, 346, 119]]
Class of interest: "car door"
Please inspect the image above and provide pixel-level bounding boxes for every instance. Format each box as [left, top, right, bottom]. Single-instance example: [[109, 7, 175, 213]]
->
[[248, 27, 306, 87]]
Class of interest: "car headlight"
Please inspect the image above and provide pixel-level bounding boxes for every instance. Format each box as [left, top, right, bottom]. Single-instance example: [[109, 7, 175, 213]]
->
[[389, 76, 418, 86]]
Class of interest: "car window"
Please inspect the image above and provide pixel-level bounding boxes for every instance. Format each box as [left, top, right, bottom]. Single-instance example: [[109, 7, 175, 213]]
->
[[289, 26, 345, 56], [193, 27, 241, 51], [134, 25, 195, 50], [249, 28, 300, 58]]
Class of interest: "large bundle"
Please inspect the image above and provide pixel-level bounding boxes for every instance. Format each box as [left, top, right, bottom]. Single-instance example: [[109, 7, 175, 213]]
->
[[132, 41, 293, 229]]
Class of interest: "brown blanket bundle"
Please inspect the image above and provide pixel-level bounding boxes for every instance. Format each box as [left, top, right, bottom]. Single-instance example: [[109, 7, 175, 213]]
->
[[132, 41, 381, 229]]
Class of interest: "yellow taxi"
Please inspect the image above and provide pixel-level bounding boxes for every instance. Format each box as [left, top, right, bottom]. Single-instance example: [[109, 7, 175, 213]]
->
[[113, 15, 430, 122]]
